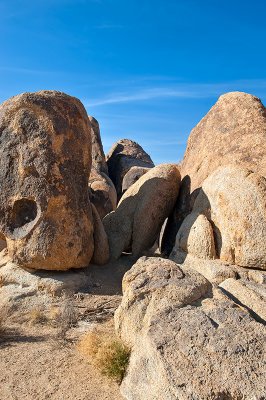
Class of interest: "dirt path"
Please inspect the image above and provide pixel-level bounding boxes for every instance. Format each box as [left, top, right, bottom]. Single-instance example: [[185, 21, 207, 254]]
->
[[0, 323, 124, 400], [0, 255, 137, 400]]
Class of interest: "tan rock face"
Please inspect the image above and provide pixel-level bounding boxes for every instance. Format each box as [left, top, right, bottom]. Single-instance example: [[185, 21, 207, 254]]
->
[[89, 116, 108, 175], [182, 91, 266, 191], [115, 256, 210, 347], [0, 90, 94, 270], [88, 116, 117, 219], [192, 165, 266, 269], [106, 139, 154, 200], [174, 212, 216, 260], [115, 257, 266, 400], [162, 92, 266, 255], [89, 170, 117, 220], [219, 278, 266, 322], [103, 164, 181, 261]]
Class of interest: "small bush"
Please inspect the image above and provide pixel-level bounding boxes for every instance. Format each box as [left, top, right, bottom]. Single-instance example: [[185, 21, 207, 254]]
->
[[99, 340, 130, 382], [0, 304, 10, 335], [77, 323, 130, 383], [29, 308, 47, 325], [56, 297, 78, 339]]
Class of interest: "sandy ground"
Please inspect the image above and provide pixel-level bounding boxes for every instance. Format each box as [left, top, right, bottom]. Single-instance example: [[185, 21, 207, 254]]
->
[[0, 322, 124, 400], [0, 254, 137, 400]]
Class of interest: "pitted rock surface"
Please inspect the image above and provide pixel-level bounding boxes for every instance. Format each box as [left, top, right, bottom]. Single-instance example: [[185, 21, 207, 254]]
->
[[0, 90, 94, 270], [115, 257, 266, 400], [115, 256, 210, 347]]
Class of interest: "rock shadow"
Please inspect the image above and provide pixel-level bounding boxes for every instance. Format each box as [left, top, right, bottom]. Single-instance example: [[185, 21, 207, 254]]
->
[[162, 174, 223, 261]]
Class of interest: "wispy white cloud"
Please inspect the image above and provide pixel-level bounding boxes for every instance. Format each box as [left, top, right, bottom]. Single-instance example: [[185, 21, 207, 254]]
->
[[83, 88, 200, 107], [83, 79, 266, 107]]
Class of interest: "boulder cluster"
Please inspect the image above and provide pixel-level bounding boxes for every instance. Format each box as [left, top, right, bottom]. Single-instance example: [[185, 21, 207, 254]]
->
[[0, 90, 265, 399]]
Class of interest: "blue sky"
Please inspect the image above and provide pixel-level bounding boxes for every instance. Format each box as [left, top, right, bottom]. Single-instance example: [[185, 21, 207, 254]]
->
[[0, 0, 265, 164]]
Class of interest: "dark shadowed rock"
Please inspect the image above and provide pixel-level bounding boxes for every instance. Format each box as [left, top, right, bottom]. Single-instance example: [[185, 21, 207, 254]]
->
[[89, 170, 117, 220], [121, 166, 152, 196], [162, 92, 266, 255], [103, 164, 180, 261], [106, 139, 154, 200], [90, 204, 109, 265], [0, 90, 94, 270], [88, 116, 117, 218]]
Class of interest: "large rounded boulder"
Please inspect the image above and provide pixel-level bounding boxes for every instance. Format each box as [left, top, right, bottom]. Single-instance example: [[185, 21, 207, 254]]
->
[[162, 92, 266, 255], [0, 90, 95, 270], [103, 163, 180, 261], [106, 139, 154, 200], [192, 166, 266, 269]]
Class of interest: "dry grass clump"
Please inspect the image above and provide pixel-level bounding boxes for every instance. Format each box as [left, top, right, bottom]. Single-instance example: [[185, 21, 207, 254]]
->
[[56, 297, 78, 339], [77, 322, 130, 383], [0, 304, 10, 335], [29, 308, 47, 325]]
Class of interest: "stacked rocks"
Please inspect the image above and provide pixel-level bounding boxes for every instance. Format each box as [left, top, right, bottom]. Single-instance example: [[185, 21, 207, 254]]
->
[[106, 138, 154, 200]]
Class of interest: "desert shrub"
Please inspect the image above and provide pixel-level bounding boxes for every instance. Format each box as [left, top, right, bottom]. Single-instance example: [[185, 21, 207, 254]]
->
[[29, 308, 47, 325], [77, 323, 130, 383], [0, 304, 10, 335], [56, 297, 78, 338]]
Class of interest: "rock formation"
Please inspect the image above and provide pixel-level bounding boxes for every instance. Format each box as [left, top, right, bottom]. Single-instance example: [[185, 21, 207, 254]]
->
[[0, 90, 101, 270], [115, 256, 266, 400], [103, 164, 180, 261], [89, 116, 109, 175], [106, 139, 154, 200], [121, 166, 151, 197], [89, 169, 117, 220], [0, 89, 265, 399], [88, 116, 117, 219], [90, 203, 109, 265], [170, 165, 266, 270], [162, 92, 266, 255]]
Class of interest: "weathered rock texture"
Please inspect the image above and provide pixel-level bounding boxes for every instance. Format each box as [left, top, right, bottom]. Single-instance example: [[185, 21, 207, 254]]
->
[[174, 212, 216, 260], [121, 166, 151, 196], [116, 257, 266, 400], [103, 164, 180, 261], [0, 238, 6, 252], [0, 90, 95, 270], [90, 204, 109, 265], [88, 116, 117, 218], [162, 92, 266, 255], [89, 170, 117, 220], [115, 256, 210, 346], [106, 139, 154, 200], [170, 165, 266, 270], [219, 277, 266, 322], [169, 250, 238, 284], [89, 116, 108, 175]]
